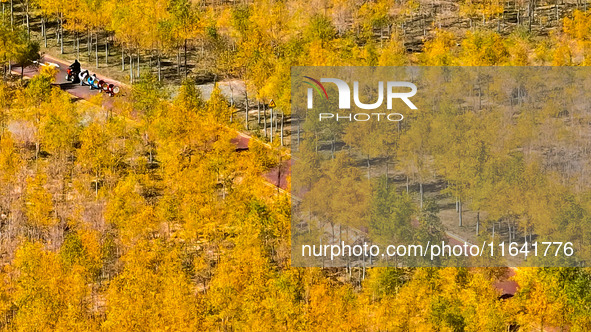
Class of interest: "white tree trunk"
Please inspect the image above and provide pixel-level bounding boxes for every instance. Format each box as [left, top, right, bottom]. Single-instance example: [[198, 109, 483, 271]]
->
[[95, 33, 99, 68], [129, 55, 134, 84], [270, 109, 273, 143], [280, 111, 284, 146]]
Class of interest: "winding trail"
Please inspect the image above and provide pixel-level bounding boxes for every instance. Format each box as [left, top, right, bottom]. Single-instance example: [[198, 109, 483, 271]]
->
[[14, 55, 290, 190], [15, 55, 519, 300]]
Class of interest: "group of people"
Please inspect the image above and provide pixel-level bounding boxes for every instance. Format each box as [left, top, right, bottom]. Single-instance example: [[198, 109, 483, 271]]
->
[[68, 59, 98, 88], [67, 59, 119, 96]]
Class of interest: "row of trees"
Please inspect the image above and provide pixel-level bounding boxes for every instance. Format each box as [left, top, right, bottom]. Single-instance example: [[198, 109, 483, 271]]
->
[[6, 0, 591, 138]]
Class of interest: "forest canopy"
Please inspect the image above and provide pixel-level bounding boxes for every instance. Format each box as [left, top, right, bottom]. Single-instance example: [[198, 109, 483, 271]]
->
[[0, 0, 589, 330]]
